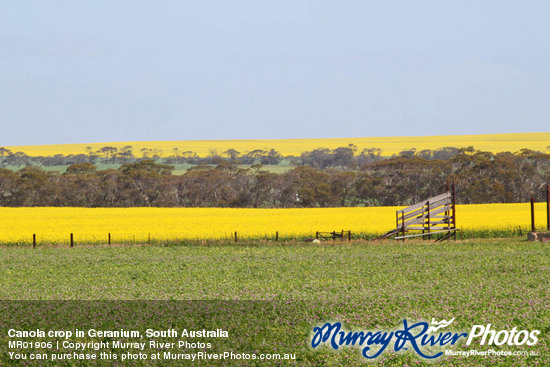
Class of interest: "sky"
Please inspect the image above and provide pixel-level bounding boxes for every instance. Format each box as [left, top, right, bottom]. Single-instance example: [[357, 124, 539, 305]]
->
[[1, 1, 549, 146]]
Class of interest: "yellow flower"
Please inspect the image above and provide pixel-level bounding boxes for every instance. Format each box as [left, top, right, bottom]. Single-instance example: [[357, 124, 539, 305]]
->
[[0, 203, 545, 244], [5, 132, 549, 157]]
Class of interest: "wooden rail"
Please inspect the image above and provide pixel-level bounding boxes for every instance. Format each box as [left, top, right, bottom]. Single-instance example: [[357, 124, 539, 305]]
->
[[392, 183, 457, 241]]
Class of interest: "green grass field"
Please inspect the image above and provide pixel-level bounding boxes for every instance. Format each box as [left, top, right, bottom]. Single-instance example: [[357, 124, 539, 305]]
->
[[1, 239, 548, 365], [0, 239, 546, 301]]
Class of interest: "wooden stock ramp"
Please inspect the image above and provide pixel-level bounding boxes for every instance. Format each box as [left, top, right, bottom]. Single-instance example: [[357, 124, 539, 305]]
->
[[376, 184, 458, 241]]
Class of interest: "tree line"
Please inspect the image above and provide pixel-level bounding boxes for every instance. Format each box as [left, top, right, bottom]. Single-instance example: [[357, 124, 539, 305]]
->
[[0, 149, 548, 207], [0, 146, 286, 166], [0, 143, 499, 169], [0, 144, 412, 168]]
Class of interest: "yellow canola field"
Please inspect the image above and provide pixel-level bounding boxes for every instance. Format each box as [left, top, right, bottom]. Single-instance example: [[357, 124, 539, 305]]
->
[[5, 132, 550, 157], [0, 203, 545, 244]]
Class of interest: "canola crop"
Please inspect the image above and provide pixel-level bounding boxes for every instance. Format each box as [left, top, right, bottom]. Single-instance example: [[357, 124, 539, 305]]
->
[[5, 132, 550, 157], [0, 203, 545, 244]]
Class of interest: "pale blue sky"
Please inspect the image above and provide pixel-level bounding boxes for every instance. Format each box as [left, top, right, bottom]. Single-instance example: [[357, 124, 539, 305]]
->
[[1, 1, 549, 145]]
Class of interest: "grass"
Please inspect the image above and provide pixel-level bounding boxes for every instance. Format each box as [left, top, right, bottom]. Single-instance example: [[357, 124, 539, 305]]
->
[[0, 239, 549, 365]]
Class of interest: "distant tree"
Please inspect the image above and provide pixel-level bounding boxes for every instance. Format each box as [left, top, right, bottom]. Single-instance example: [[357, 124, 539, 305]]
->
[[118, 161, 173, 206], [332, 146, 355, 168], [118, 146, 134, 161], [96, 146, 118, 163], [141, 148, 153, 159], [0, 168, 17, 206], [416, 149, 433, 160], [4, 152, 31, 166], [262, 149, 283, 165], [282, 166, 334, 207], [65, 162, 97, 175], [249, 171, 282, 207], [432, 147, 462, 160], [96, 169, 122, 207], [300, 148, 331, 169], [15, 166, 48, 205], [0, 147, 13, 157], [180, 151, 199, 163], [150, 149, 162, 160], [242, 149, 267, 165], [215, 160, 239, 171], [222, 149, 241, 161], [178, 166, 253, 207], [328, 170, 357, 206], [398, 148, 416, 158], [356, 148, 383, 166], [120, 160, 173, 175], [181, 151, 196, 158]]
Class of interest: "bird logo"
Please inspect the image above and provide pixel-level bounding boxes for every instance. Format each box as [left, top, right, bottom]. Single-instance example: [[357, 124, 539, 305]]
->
[[426, 318, 455, 334]]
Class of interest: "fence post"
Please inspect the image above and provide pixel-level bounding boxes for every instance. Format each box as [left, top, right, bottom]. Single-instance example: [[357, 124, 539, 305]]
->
[[348, 231, 351, 241], [70, 233, 74, 248], [452, 181, 457, 240], [546, 184, 549, 231], [108, 233, 111, 245], [234, 231, 238, 242], [341, 230, 344, 242], [316, 231, 319, 240], [33, 234, 36, 249], [445, 181, 450, 231], [427, 201, 431, 240], [395, 212, 398, 235], [531, 197, 536, 232], [401, 211, 405, 242], [276, 231, 278, 241]]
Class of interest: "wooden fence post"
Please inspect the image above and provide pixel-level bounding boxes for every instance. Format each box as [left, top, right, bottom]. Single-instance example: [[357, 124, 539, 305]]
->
[[396, 211, 399, 236], [70, 233, 74, 248], [452, 181, 457, 240], [427, 201, 431, 240], [445, 181, 450, 235], [108, 233, 111, 245], [531, 197, 536, 232], [546, 184, 549, 231], [401, 212, 405, 242], [316, 231, 319, 240], [33, 234, 36, 249], [348, 231, 351, 241], [341, 230, 344, 241], [276, 231, 278, 241], [234, 231, 238, 242]]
